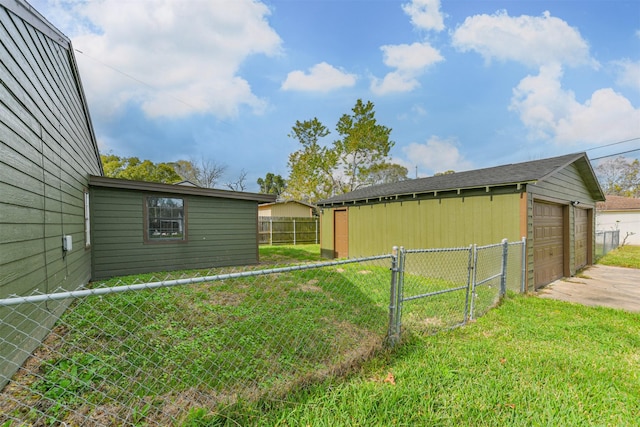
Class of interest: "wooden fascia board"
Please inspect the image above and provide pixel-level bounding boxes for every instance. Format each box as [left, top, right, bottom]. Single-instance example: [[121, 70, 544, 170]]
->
[[89, 176, 276, 203], [317, 181, 531, 208], [535, 153, 606, 202], [1, 0, 70, 48]]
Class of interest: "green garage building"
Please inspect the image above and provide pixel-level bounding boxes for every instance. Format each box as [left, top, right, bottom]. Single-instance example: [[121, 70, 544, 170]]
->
[[317, 153, 605, 292]]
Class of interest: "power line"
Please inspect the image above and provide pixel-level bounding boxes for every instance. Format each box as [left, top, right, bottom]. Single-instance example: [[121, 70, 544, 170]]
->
[[591, 148, 640, 161], [74, 48, 214, 116], [585, 137, 640, 152]]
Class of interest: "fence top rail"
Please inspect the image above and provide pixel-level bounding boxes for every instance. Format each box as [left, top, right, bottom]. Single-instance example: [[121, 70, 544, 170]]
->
[[0, 254, 392, 307], [403, 246, 471, 254], [259, 216, 318, 221]]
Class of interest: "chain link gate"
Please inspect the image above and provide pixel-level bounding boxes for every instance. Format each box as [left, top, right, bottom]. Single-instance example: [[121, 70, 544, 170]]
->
[[388, 238, 525, 344]]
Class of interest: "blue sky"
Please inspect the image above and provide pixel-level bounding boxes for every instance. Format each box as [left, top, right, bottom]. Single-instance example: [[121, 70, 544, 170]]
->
[[33, 0, 640, 191]]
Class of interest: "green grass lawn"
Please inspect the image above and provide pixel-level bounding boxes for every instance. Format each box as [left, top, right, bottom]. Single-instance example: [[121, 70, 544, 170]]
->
[[202, 295, 640, 426], [597, 245, 640, 269], [182, 245, 640, 426], [5, 244, 638, 426]]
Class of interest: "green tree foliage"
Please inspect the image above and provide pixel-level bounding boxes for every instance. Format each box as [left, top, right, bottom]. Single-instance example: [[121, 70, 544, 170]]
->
[[257, 172, 287, 196], [286, 118, 339, 202], [335, 99, 394, 192], [286, 100, 404, 202], [101, 154, 182, 184], [596, 156, 640, 197], [362, 163, 409, 185]]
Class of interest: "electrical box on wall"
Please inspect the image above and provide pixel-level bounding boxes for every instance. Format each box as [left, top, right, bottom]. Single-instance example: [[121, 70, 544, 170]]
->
[[62, 235, 72, 252]]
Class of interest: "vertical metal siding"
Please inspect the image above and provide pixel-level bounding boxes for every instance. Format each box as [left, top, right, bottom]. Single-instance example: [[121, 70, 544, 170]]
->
[[327, 193, 522, 258]]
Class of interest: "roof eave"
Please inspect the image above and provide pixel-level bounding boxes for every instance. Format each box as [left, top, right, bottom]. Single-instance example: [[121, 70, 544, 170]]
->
[[89, 176, 277, 203], [317, 181, 532, 207]]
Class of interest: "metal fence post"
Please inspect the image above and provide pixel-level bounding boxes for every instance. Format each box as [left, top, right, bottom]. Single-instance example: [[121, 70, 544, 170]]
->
[[520, 236, 527, 293], [293, 219, 296, 245], [269, 217, 273, 245], [469, 244, 478, 320], [463, 244, 474, 323], [395, 247, 405, 340], [388, 246, 400, 346], [500, 238, 508, 297]]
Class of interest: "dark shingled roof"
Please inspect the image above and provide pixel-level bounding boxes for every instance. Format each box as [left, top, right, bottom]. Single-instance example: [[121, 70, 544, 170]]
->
[[318, 152, 604, 206]]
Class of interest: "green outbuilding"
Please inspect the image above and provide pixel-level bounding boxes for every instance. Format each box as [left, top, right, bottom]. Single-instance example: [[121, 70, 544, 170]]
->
[[89, 176, 275, 280], [317, 153, 605, 292]]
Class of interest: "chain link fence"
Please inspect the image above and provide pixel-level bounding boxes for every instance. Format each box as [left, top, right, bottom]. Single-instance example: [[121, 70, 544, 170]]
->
[[595, 229, 620, 258], [1, 239, 525, 425]]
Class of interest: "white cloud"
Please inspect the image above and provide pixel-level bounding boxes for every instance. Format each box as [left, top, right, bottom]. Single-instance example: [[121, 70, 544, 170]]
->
[[371, 42, 443, 95], [452, 10, 597, 69], [67, 0, 282, 118], [510, 65, 640, 145], [398, 136, 473, 176], [612, 59, 640, 92], [281, 62, 357, 92], [402, 0, 445, 32]]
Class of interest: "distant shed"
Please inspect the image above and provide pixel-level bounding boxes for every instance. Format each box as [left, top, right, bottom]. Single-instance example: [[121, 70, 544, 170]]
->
[[317, 153, 605, 291], [258, 200, 317, 218], [89, 176, 276, 279]]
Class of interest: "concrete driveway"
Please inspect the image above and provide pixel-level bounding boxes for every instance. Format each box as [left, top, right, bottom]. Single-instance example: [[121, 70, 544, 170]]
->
[[537, 265, 640, 312]]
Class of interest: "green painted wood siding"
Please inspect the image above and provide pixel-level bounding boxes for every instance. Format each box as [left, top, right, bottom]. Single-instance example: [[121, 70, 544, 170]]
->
[[525, 163, 599, 288], [0, 2, 102, 387], [90, 187, 260, 279], [321, 193, 523, 257]]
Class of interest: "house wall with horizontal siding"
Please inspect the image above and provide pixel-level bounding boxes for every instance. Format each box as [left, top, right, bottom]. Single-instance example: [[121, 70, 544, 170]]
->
[[524, 163, 599, 289], [90, 187, 261, 279], [0, 1, 102, 387]]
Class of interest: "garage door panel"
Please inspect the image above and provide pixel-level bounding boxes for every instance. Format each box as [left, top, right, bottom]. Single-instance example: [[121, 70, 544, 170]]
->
[[574, 208, 589, 270], [534, 201, 565, 288]]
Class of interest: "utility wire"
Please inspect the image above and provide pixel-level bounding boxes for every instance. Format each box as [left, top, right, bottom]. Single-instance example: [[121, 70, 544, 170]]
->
[[74, 48, 209, 114], [585, 137, 640, 152], [591, 148, 640, 161]]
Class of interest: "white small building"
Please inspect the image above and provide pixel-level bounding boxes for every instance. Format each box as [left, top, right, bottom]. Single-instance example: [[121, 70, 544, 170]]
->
[[596, 196, 640, 245]]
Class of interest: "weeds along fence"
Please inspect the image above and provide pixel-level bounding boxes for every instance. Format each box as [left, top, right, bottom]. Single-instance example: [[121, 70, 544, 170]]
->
[[258, 217, 319, 245], [0, 239, 525, 426], [595, 229, 620, 258]]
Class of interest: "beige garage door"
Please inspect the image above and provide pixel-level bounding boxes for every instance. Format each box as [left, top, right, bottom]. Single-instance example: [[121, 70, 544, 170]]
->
[[533, 201, 565, 288], [574, 208, 589, 271]]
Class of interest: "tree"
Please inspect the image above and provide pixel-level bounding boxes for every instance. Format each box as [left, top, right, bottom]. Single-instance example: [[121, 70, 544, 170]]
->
[[361, 163, 408, 185], [286, 118, 339, 202], [226, 169, 248, 192], [595, 156, 640, 197], [335, 99, 394, 192], [173, 157, 227, 188], [285, 100, 403, 202], [257, 172, 286, 197], [100, 154, 182, 184]]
